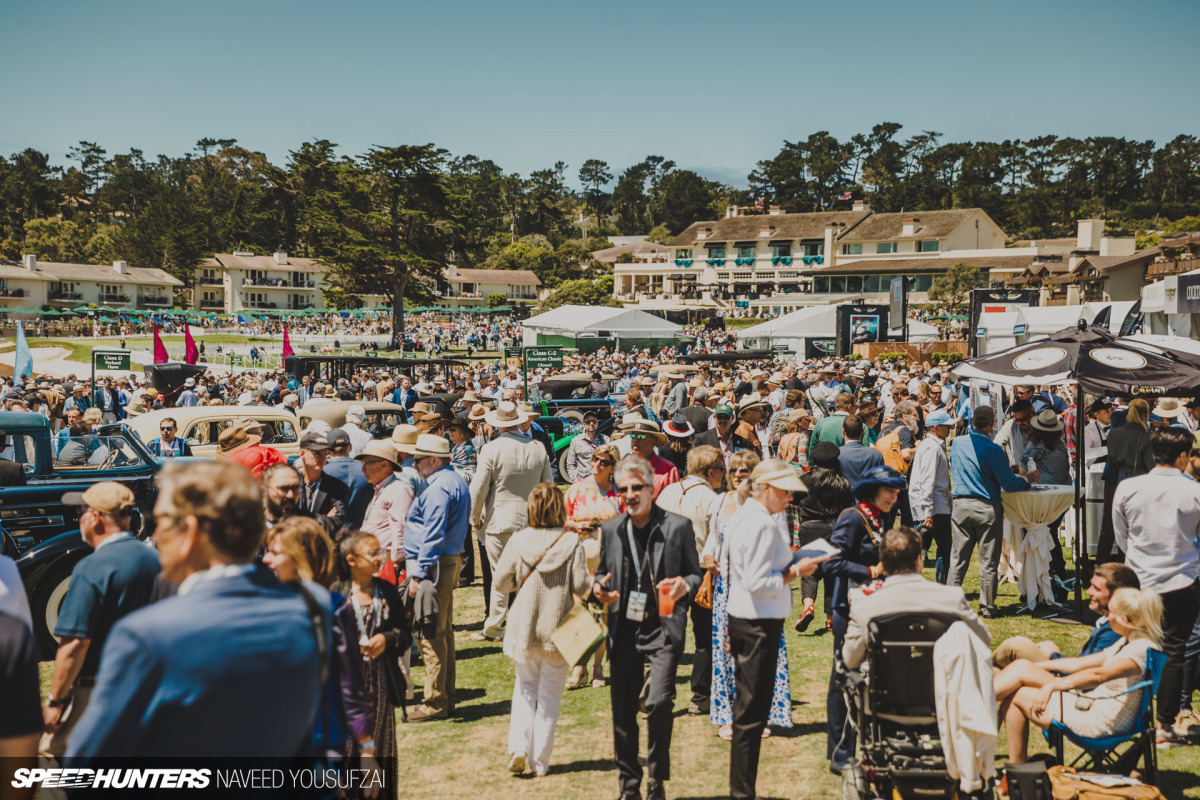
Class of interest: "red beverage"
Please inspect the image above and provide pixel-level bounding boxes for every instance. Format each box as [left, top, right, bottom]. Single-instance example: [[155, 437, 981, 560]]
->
[[657, 584, 675, 616]]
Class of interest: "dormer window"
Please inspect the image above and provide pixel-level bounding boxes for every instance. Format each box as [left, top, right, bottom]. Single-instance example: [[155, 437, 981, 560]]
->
[[876, 242, 897, 254]]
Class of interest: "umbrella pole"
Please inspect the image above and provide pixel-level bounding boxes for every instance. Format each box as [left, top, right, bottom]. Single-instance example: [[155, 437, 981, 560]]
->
[[1074, 387, 1086, 616]]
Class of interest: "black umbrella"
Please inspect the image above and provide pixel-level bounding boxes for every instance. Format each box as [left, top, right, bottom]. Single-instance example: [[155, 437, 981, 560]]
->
[[952, 323, 1200, 398], [952, 323, 1200, 615]]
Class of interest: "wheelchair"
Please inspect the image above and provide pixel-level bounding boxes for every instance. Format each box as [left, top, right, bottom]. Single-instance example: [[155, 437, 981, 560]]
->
[[838, 611, 993, 800]]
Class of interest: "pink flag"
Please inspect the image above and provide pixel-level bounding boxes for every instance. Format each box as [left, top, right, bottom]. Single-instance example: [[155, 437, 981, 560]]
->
[[282, 323, 294, 359], [152, 324, 168, 364], [184, 325, 199, 365]]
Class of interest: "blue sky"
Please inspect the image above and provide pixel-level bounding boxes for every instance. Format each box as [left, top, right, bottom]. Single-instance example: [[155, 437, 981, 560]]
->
[[3, 0, 1197, 189]]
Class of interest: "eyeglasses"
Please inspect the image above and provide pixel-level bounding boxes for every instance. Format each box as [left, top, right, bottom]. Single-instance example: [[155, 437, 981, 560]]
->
[[591, 456, 614, 467], [731, 467, 752, 474], [618, 484, 647, 494], [273, 484, 302, 494], [715, 415, 732, 421]]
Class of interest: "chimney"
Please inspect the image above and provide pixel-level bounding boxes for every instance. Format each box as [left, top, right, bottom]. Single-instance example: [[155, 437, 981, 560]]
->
[[902, 217, 920, 237], [1076, 219, 1104, 252], [696, 226, 711, 240], [21, 254, 37, 272], [113, 260, 129, 275], [726, 205, 739, 219], [768, 205, 784, 216], [823, 224, 840, 267], [759, 224, 775, 237], [852, 199, 870, 212], [274, 250, 288, 266]]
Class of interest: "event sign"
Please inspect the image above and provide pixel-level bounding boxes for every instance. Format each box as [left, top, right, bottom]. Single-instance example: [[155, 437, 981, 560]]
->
[[524, 346, 564, 369], [1175, 273, 1200, 315], [889, 277, 906, 332], [967, 289, 1038, 357], [93, 352, 131, 371], [504, 347, 523, 371], [835, 304, 889, 356]]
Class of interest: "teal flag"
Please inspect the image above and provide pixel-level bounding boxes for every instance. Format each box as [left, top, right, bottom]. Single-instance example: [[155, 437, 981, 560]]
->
[[14, 321, 32, 382]]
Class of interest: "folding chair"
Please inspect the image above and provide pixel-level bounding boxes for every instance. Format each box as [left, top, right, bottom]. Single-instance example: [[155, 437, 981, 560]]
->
[[1044, 648, 1167, 785]]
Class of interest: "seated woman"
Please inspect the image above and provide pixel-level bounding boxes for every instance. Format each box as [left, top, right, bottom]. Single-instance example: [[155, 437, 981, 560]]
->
[[994, 587, 1162, 763]]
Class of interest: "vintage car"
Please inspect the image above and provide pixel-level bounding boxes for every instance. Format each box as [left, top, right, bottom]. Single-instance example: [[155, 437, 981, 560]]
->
[[297, 401, 407, 438], [127, 407, 302, 459], [0, 412, 181, 654]]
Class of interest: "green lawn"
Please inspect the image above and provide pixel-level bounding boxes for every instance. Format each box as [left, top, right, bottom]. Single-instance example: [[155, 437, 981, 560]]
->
[[38, 547, 1200, 799], [0, 335, 282, 364]]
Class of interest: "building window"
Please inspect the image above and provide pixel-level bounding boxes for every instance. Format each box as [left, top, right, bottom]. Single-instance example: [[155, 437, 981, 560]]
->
[[864, 275, 880, 293], [831, 276, 846, 293], [771, 244, 791, 258], [914, 274, 934, 291], [846, 276, 862, 293], [919, 240, 940, 253], [707, 246, 725, 259], [676, 249, 692, 260], [876, 242, 897, 254], [733, 272, 752, 280], [736, 245, 755, 260], [841, 243, 863, 255], [802, 242, 824, 256], [778, 271, 798, 279], [814, 276, 830, 293]]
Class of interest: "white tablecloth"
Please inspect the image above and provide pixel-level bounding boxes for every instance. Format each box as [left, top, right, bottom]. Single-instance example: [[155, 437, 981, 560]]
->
[[1000, 485, 1076, 610]]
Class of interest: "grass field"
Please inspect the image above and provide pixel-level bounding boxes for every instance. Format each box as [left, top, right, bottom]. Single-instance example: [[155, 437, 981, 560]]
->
[[37, 545, 1200, 799]]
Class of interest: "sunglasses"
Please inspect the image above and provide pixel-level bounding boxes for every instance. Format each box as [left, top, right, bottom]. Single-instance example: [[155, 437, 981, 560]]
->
[[618, 484, 647, 494], [160, 426, 174, 431], [731, 467, 752, 474], [629, 433, 649, 440], [715, 414, 732, 421], [591, 456, 614, 467]]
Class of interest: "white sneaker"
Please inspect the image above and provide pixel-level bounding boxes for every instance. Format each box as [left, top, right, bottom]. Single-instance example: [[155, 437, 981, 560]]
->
[[507, 752, 527, 774]]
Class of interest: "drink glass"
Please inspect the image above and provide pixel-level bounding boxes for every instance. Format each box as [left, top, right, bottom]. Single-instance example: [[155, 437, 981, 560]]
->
[[657, 584, 675, 616]]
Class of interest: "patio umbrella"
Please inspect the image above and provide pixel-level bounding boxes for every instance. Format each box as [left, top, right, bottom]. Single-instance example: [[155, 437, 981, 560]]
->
[[952, 322, 1200, 613], [5, 306, 32, 314], [72, 305, 93, 313], [1118, 333, 1200, 367]]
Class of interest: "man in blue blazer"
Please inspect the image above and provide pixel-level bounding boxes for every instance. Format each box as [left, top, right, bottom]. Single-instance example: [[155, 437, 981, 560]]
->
[[64, 460, 328, 761]]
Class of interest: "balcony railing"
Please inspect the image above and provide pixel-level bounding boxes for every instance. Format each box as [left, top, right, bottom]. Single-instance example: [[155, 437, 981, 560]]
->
[[242, 279, 316, 288], [139, 296, 170, 306], [50, 291, 82, 301], [0, 288, 25, 298], [101, 294, 130, 303], [199, 277, 223, 285], [200, 299, 224, 308]]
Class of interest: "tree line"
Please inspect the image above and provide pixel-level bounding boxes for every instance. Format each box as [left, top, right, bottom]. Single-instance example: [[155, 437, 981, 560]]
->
[[0, 125, 1196, 336]]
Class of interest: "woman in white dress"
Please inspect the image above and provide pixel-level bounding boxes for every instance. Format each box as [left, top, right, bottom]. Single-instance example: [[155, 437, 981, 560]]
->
[[994, 587, 1163, 762]]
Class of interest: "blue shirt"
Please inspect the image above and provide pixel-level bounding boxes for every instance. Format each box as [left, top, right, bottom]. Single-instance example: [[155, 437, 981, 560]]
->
[[403, 465, 470, 580], [324, 456, 374, 530], [950, 429, 1031, 501], [54, 533, 160, 678]]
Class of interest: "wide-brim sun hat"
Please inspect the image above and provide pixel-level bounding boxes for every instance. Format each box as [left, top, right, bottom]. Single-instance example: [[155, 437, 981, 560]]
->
[[485, 400, 530, 428], [1153, 398, 1183, 419], [852, 465, 906, 501], [663, 415, 695, 438], [757, 464, 808, 493], [1031, 409, 1065, 432], [620, 418, 667, 444], [355, 440, 402, 470], [737, 395, 769, 415], [413, 433, 451, 458], [391, 423, 420, 454]]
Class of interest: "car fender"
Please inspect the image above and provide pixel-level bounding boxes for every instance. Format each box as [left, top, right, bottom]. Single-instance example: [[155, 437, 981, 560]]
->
[[15, 530, 91, 597]]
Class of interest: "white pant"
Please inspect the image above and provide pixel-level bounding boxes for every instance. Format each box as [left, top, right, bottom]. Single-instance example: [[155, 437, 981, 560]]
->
[[508, 649, 570, 775], [483, 531, 513, 638]]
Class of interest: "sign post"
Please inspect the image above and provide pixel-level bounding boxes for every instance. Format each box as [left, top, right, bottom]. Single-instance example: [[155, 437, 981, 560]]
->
[[520, 346, 563, 399], [91, 349, 132, 399]]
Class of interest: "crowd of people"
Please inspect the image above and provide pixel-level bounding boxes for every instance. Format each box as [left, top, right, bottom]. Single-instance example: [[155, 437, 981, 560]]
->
[[2, 332, 1200, 800]]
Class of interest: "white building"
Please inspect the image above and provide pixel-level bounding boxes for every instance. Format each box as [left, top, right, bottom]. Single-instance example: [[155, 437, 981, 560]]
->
[[440, 265, 540, 308], [0, 255, 182, 313]]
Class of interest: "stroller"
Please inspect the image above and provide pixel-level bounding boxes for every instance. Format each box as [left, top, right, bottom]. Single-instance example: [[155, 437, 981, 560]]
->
[[838, 611, 993, 800]]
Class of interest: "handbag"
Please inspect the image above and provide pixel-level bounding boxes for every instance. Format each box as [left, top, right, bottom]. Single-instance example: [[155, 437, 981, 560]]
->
[[694, 570, 714, 610], [551, 603, 606, 667]]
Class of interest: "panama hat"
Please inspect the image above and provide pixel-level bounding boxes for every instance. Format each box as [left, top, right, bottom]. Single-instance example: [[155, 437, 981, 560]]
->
[[413, 433, 451, 458], [518, 401, 541, 420], [391, 423, 419, 454], [767, 372, 786, 385], [756, 463, 808, 493], [216, 425, 260, 455], [485, 400, 530, 428], [1152, 397, 1183, 419], [355, 440, 402, 470], [1031, 409, 1065, 432], [410, 402, 431, 422], [619, 417, 667, 444], [736, 395, 769, 415]]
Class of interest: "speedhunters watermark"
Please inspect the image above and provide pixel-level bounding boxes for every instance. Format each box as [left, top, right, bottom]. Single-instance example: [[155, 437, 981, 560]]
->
[[11, 767, 386, 793]]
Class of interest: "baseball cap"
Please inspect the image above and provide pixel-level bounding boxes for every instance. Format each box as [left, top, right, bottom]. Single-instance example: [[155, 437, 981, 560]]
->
[[926, 409, 954, 427], [714, 403, 734, 417], [326, 429, 352, 449], [300, 431, 331, 451], [62, 482, 136, 516]]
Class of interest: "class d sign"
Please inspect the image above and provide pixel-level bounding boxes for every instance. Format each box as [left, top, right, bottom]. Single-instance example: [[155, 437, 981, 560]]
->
[[93, 352, 130, 371], [524, 347, 563, 369]]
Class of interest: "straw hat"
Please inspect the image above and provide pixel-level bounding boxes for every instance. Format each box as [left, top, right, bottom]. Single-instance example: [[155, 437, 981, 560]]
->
[[391, 423, 419, 454], [755, 464, 808, 493], [737, 395, 769, 415], [461, 390, 481, 404], [355, 440, 402, 470], [1153, 398, 1183, 419], [767, 372, 786, 386], [518, 401, 541, 420], [410, 402, 431, 422], [618, 417, 666, 444], [1031, 409, 1065, 432], [485, 400, 530, 429], [467, 404, 488, 422], [413, 433, 451, 458]]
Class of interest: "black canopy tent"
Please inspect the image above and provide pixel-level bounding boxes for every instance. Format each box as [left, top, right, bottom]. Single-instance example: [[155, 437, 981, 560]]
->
[[676, 349, 774, 363], [950, 323, 1200, 613]]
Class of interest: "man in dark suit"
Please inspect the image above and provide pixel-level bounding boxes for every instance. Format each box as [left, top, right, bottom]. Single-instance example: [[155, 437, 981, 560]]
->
[[0, 431, 26, 486], [64, 460, 328, 761], [295, 430, 350, 533], [679, 387, 713, 433], [838, 415, 884, 486], [693, 402, 751, 470], [594, 454, 702, 800]]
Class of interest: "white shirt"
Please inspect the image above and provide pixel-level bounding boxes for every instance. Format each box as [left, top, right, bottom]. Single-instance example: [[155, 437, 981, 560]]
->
[[1113, 466, 1200, 594], [722, 497, 793, 620], [340, 423, 373, 459], [909, 433, 951, 519], [1083, 420, 1110, 465]]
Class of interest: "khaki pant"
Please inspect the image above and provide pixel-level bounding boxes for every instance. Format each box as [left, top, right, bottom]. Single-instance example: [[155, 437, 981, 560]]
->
[[991, 635, 1050, 669], [482, 531, 513, 639], [420, 553, 462, 715], [39, 684, 92, 758]]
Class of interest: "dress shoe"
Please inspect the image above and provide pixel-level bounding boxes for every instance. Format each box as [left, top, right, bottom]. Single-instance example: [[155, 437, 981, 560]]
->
[[979, 607, 997, 619], [687, 701, 708, 716], [646, 778, 665, 800]]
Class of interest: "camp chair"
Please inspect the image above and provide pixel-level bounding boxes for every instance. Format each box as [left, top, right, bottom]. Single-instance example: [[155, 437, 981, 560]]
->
[[1044, 648, 1166, 785]]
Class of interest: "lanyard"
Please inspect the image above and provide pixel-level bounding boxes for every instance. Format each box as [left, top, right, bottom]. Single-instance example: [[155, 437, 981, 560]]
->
[[352, 584, 381, 634], [625, 519, 653, 588]]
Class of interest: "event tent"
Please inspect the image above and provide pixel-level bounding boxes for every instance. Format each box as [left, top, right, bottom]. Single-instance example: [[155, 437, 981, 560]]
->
[[737, 304, 938, 355], [521, 305, 682, 347], [1015, 305, 1088, 344], [975, 311, 1021, 355]]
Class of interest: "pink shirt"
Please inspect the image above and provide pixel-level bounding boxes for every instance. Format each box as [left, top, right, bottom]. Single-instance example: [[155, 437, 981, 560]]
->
[[362, 474, 415, 561]]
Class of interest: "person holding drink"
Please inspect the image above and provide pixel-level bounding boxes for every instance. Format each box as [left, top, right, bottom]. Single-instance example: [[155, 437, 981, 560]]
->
[[593, 454, 702, 800]]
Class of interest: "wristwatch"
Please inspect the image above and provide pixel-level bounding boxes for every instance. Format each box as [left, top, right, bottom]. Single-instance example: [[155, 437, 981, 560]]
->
[[47, 696, 71, 709]]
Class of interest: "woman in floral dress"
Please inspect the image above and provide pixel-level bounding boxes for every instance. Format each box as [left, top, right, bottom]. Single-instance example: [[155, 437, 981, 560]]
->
[[705, 451, 794, 740]]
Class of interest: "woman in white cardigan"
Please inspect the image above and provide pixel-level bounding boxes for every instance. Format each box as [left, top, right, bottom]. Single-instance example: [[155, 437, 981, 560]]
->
[[494, 483, 592, 778], [723, 459, 830, 800]]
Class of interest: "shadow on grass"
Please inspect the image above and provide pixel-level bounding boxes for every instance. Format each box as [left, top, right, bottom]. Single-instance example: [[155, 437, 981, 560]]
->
[[1159, 769, 1200, 794], [550, 759, 618, 775], [452, 699, 511, 723], [769, 720, 825, 738], [456, 646, 502, 661]]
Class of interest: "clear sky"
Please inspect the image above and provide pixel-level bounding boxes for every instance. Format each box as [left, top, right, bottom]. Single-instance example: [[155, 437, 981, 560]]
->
[[3, 0, 1197, 189]]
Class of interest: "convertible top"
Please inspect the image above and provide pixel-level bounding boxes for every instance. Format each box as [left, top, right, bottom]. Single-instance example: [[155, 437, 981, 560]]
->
[[676, 349, 774, 363]]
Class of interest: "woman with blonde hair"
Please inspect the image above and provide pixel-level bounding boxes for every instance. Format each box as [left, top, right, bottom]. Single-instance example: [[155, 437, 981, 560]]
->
[[264, 519, 382, 797], [994, 587, 1163, 762], [1107, 398, 1154, 483], [494, 483, 592, 778]]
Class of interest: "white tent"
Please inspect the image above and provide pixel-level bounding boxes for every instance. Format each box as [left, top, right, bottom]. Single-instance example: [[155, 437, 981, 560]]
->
[[1015, 305, 1087, 343], [1082, 300, 1138, 332], [521, 305, 681, 346], [735, 306, 838, 355], [1122, 333, 1200, 359], [890, 318, 939, 342], [975, 311, 1020, 355]]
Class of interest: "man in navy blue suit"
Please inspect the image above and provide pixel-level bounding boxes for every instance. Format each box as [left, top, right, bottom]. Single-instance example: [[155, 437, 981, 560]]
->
[[391, 376, 418, 423], [64, 460, 328, 760]]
